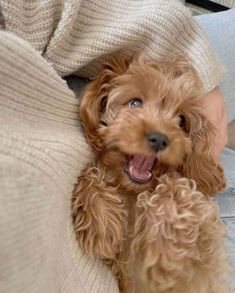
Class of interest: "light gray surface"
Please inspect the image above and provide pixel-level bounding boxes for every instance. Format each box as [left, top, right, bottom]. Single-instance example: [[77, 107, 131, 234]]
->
[[197, 11, 235, 283], [196, 9, 235, 122], [217, 148, 235, 284]]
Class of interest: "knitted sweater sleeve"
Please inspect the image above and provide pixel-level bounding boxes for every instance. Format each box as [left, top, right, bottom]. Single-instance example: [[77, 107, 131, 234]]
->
[[0, 0, 224, 92]]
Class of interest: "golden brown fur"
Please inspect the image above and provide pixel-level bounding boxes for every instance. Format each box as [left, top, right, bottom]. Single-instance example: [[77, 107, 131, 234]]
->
[[72, 55, 230, 292]]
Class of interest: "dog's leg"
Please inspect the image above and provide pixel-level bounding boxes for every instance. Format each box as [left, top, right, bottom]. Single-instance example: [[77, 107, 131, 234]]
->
[[72, 164, 127, 262], [129, 174, 229, 293]]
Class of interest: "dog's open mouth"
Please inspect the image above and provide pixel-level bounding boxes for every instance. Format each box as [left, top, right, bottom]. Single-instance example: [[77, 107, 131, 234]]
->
[[125, 154, 156, 184]]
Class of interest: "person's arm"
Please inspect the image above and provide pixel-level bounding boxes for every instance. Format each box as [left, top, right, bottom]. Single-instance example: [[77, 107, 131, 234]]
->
[[1, 0, 228, 159], [0, 0, 225, 86]]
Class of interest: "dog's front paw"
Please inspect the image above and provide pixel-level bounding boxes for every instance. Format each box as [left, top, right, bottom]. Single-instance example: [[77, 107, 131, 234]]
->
[[72, 166, 127, 260], [129, 175, 226, 293]]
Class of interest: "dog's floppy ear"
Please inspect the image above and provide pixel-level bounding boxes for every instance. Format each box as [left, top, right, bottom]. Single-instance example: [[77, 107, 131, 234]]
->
[[167, 60, 226, 196], [79, 56, 129, 151], [165, 59, 202, 100], [181, 112, 226, 196]]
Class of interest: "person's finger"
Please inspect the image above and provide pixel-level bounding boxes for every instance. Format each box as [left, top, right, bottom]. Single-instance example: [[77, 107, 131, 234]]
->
[[199, 86, 228, 161]]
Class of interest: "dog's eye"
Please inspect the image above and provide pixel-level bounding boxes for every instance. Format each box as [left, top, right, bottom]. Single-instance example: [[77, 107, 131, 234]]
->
[[129, 98, 143, 108], [179, 114, 186, 129]]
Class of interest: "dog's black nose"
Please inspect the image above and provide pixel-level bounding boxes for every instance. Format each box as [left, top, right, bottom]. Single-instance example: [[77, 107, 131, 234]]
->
[[147, 132, 169, 152]]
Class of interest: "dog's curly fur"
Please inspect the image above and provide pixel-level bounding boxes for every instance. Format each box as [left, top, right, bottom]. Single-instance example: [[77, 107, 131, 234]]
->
[[72, 55, 230, 292]]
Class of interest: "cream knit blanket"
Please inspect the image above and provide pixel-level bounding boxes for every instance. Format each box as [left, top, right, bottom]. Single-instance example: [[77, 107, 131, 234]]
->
[[0, 1, 224, 293]]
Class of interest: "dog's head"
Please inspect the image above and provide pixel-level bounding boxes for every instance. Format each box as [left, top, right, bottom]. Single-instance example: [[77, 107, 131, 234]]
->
[[79, 56, 225, 194]]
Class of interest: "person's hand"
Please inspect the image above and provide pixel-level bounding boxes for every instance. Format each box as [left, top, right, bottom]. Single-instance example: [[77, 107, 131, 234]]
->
[[227, 119, 235, 150], [199, 86, 228, 161]]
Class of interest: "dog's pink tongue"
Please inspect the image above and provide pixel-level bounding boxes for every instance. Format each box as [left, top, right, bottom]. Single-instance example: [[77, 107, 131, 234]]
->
[[127, 155, 155, 183]]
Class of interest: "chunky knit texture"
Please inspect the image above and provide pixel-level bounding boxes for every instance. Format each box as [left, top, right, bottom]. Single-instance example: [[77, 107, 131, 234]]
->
[[0, 1, 225, 293], [0, 31, 119, 293], [1, 0, 224, 92]]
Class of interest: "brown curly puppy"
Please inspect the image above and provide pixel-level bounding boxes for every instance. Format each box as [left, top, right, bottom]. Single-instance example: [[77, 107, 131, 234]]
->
[[72, 56, 230, 293]]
